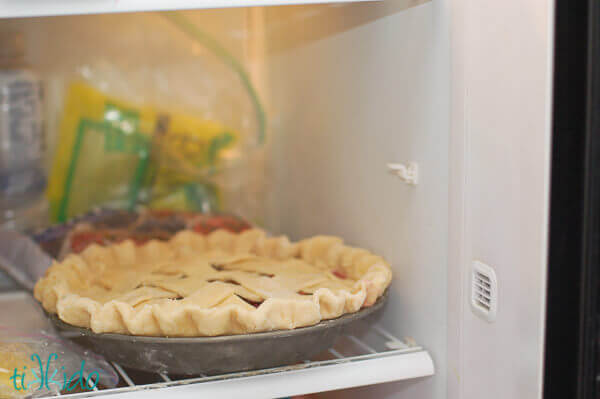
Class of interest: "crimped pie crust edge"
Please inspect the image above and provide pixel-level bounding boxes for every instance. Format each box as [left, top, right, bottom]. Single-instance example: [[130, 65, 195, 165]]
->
[[34, 229, 392, 337]]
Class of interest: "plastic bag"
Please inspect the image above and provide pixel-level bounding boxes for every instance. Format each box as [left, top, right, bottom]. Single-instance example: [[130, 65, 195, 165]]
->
[[0, 327, 118, 397], [47, 82, 239, 222], [47, 82, 156, 222], [0, 230, 52, 291], [0, 231, 119, 397], [36, 11, 267, 224]]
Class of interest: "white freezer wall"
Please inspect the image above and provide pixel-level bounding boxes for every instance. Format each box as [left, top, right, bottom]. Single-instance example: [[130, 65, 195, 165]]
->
[[265, 0, 554, 398], [264, 2, 449, 398], [447, 0, 554, 398]]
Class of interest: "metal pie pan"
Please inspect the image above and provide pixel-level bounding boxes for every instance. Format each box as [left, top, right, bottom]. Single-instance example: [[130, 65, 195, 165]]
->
[[48, 292, 388, 376]]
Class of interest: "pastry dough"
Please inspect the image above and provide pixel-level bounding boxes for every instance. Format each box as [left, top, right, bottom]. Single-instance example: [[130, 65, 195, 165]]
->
[[34, 229, 392, 337]]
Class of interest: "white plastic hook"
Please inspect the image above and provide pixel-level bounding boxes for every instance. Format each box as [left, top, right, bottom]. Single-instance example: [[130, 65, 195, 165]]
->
[[387, 162, 418, 185]]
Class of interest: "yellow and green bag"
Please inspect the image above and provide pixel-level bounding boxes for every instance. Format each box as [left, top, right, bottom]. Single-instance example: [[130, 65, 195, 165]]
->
[[48, 83, 238, 222]]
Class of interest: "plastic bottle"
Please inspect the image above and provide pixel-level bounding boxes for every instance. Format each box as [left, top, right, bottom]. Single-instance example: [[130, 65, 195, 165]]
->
[[0, 32, 48, 231]]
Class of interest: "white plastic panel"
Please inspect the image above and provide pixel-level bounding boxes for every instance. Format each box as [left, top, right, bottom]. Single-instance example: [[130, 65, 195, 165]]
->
[[265, 2, 447, 398], [449, 0, 554, 398], [0, 0, 377, 19], [101, 352, 434, 398]]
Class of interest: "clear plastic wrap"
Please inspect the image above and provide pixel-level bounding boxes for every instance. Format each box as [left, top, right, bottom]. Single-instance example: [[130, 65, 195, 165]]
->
[[0, 230, 52, 291], [38, 11, 267, 224], [0, 231, 118, 397], [0, 327, 118, 398]]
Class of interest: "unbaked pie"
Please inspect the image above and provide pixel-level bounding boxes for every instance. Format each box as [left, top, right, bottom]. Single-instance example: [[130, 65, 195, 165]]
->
[[34, 229, 392, 336]]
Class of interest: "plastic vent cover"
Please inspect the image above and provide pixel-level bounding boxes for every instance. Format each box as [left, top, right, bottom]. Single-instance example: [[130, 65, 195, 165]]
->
[[471, 260, 497, 322]]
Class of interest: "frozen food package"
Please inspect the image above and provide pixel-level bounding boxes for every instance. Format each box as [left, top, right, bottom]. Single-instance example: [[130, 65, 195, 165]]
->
[[44, 12, 267, 224], [0, 231, 119, 397], [46, 82, 156, 222], [47, 83, 241, 222], [0, 327, 119, 397], [0, 328, 118, 397], [0, 290, 118, 397], [0, 341, 35, 398], [146, 106, 239, 213]]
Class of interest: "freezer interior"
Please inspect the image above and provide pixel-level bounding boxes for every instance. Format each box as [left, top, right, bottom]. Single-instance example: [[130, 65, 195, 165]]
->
[[0, 0, 553, 398]]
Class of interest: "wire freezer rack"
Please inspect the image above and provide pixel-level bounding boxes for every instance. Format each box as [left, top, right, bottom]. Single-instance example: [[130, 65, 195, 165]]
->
[[53, 323, 433, 398], [0, 291, 433, 398]]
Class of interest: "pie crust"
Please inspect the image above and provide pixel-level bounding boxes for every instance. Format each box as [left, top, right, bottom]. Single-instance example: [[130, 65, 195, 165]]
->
[[34, 229, 392, 337]]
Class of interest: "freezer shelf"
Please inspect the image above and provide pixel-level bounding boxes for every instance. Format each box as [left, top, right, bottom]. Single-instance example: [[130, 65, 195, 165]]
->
[[0, 0, 378, 19], [0, 291, 433, 397], [63, 329, 433, 398]]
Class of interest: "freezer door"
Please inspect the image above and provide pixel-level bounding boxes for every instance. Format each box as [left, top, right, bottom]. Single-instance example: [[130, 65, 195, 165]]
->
[[544, 1, 600, 398]]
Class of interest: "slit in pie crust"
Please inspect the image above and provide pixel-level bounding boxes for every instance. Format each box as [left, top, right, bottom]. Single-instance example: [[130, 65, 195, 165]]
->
[[34, 229, 392, 337]]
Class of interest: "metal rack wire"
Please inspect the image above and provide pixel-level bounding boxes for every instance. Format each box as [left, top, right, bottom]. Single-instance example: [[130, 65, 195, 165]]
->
[[0, 289, 433, 398], [50, 320, 433, 398], [0, 290, 433, 397]]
